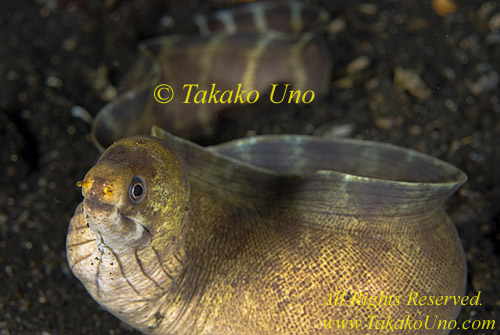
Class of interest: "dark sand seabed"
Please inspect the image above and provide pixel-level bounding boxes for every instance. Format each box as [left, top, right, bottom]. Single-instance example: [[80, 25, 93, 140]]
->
[[1, 0, 499, 334]]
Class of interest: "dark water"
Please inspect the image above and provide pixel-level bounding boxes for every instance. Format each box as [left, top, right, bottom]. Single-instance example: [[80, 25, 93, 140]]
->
[[1, 0, 499, 333]]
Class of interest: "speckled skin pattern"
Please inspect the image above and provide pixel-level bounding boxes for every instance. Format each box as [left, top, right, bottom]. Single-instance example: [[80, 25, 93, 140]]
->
[[67, 129, 467, 334]]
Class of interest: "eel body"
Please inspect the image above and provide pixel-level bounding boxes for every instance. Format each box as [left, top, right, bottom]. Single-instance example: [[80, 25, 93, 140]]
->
[[92, 1, 332, 150], [67, 128, 467, 335]]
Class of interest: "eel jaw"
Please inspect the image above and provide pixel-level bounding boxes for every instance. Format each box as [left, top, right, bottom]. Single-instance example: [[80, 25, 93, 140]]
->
[[82, 198, 151, 254]]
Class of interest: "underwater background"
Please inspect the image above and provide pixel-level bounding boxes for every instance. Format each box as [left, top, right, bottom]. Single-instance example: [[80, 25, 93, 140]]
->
[[1, 0, 499, 333]]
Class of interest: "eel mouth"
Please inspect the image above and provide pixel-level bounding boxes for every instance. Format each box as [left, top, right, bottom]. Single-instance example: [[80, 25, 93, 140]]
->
[[82, 198, 151, 254]]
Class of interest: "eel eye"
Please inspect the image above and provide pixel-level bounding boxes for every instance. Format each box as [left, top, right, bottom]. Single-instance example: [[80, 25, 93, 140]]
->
[[128, 176, 146, 203]]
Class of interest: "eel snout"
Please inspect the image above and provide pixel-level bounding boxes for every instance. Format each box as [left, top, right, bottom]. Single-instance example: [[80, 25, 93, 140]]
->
[[77, 165, 151, 254]]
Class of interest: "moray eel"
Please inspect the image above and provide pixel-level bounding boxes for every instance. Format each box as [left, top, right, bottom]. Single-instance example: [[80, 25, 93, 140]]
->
[[92, 1, 332, 150], [67, 128, 467, 335]]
